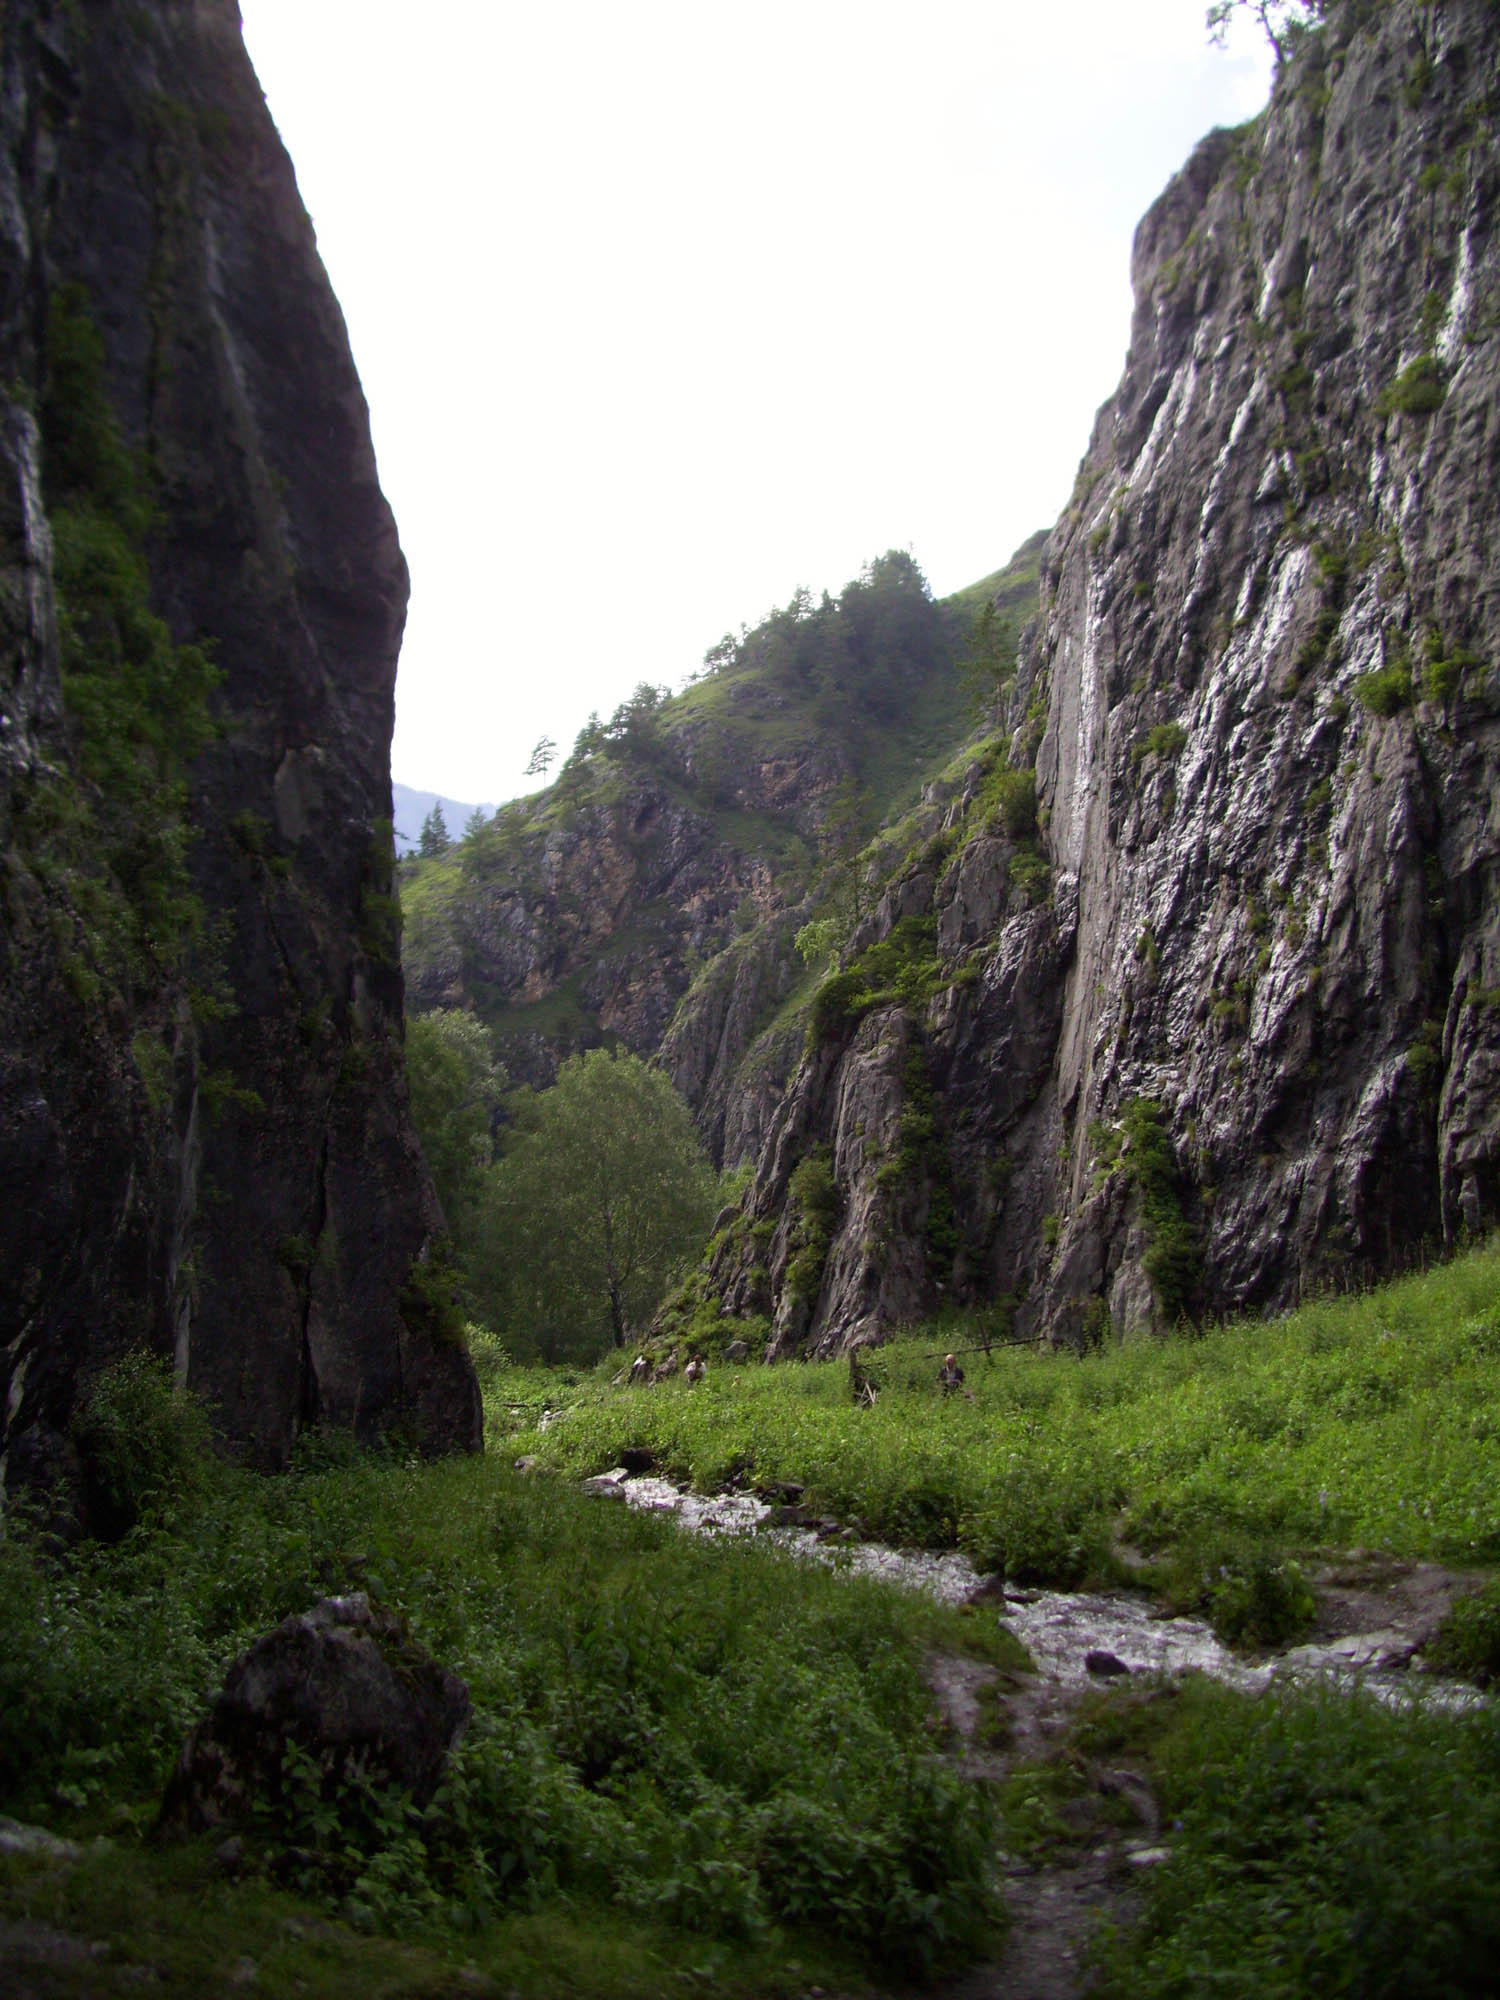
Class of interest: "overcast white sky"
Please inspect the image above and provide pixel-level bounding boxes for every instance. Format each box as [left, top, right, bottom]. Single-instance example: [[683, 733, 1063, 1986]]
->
[[237, 1, 1274, 810]]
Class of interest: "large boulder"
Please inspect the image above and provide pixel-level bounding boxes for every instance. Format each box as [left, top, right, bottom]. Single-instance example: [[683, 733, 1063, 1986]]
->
[[161, 1595, 469, 1834]]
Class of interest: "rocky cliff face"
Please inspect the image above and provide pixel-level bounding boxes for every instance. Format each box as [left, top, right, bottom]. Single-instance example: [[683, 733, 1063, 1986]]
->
[[0, 0, 480, 1491], [700, 0, 1500, 1353], [401, 544, 1042, 1169]]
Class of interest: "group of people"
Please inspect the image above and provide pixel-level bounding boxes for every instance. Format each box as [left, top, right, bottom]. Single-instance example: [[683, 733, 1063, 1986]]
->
[[627, 1352, 707, 1386], [626, 1347, 968, 1397]]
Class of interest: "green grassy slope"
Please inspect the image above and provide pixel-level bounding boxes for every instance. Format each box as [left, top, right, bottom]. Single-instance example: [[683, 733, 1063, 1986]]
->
[[5, 1248, 1500, 1998], [499, 1240, 1500, 1606]]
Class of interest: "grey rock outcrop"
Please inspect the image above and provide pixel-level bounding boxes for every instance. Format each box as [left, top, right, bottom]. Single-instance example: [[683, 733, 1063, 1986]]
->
[[705, 0, 1500, 1348], [161, 1594, 470, 1832], [0, 0, 480, 1487]]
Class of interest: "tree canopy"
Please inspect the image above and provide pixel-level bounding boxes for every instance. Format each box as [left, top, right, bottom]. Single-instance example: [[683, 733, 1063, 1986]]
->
[[417, 801, 451, 857], [405, 1009, 506, 1238], [1206, 0, 1326, 59], [475, 1048, 717, 1362]]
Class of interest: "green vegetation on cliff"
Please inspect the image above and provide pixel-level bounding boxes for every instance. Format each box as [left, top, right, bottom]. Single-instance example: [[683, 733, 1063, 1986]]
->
[[397, 536, 1044, 1095], [12, 285, 220, 1012]]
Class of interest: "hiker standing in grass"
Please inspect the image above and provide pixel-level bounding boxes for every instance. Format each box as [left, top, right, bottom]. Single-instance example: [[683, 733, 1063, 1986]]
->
[[938, 1352, 973, 1400]]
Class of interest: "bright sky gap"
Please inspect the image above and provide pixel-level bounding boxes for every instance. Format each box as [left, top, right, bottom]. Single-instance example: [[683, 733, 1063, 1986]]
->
[[238, 1, 1274, 808]]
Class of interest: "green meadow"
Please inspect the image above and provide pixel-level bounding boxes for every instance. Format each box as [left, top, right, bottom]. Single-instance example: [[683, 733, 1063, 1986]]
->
[[495, 1241, 1500, 1622], [4, 1244, 1500, 1995]]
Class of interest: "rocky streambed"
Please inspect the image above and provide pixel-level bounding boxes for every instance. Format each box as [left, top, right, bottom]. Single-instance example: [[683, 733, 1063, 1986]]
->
[[581, 1465, 1487, 1999], [582, 1467, 1482, 1705]]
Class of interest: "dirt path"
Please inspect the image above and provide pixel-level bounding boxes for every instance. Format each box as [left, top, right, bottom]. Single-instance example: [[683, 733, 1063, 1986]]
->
[[913, 1553, 1480, 2000], [919, 1651, 1155, 2000]]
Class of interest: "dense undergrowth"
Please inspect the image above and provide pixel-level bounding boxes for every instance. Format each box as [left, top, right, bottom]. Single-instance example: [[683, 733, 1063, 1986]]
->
[[6, 1246, 1500, 1995], [0, 1425, 1012, 1995], [1088, 1679, 1500, 2000]]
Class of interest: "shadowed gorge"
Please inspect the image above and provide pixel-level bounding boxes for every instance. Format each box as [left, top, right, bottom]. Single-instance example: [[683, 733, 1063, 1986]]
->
[[6, 3, 1500, 1996]]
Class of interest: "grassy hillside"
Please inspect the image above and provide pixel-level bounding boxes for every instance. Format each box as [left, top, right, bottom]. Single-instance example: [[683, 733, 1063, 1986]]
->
[[0, 1410, 1014, 1995]]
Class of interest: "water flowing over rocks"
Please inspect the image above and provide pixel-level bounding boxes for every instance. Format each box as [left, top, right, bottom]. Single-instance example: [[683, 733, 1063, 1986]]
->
[[593, 1470, 1484, 1707]]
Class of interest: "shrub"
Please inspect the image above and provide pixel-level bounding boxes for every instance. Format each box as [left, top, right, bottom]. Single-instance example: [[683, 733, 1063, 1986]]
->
[[1355, 660, 1413, 717], [1426, 1577, 1500, 1684], [1377, 354, 1446, 418], [1008, 846, 1052, 906], [1097, 1682, 1500, 1999], [1159, 1531, 1315, 1648], [1119, 1098, 1200, 1323], [70, 1352, 214, 1537], [990, 766, 1037, 841], [1134, 722, 1188, 764], [807, 967, 866, 1046], [806, 917, 953, 1048], [784, 1148, 839, 1305]]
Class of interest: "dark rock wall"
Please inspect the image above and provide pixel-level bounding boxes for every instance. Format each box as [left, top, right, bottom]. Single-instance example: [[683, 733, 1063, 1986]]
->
[[0, 0, 479, 1486], [708, 0, 1500, 1352], [406, 772, 813, 1165]]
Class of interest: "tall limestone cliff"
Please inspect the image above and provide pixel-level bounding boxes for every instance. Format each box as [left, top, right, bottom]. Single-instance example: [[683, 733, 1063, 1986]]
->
[[0, 0, 480, 1491], [696, 0, 1500, 1354]]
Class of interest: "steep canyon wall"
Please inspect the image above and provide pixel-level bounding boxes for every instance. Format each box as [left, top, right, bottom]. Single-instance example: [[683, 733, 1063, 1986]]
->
[[0, 0, 479, 1492], [701, 0, 1500, 1352]]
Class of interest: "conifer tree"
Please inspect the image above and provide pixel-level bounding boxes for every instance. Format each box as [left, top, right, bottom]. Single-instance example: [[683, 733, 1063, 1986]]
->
[[418, 800, 450, 857]]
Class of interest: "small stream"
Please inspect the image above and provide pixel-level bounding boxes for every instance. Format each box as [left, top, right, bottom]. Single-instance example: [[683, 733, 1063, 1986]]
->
[[584, 1468, 1484, 1708]]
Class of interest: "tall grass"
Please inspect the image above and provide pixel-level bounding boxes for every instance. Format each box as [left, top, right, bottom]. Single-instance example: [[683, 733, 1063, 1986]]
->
[[1091, 1680, 1500, 1999], [499, 1242, 1500, 1582]]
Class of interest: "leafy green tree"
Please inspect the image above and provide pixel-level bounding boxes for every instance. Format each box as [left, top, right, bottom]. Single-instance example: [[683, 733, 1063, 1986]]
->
[[405, 1009, 506, 1235], [463, 805, 489, 840], [418, 801, 451, 857], [476, 1049, 717, 1361]]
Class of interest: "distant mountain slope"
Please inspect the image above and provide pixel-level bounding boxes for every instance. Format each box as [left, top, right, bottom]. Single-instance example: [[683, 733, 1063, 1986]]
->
[[392, 783, 495, 856], [399, 540, 1044, 1164]]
